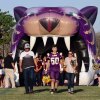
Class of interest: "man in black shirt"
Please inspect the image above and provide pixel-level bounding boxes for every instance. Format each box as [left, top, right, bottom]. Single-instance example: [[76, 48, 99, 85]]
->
[[4, 52, 16, 88]]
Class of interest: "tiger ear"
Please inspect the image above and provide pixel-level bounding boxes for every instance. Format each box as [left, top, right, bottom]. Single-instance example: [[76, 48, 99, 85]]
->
[[80, 6, 98, 25], [14, 6, 27, 22]]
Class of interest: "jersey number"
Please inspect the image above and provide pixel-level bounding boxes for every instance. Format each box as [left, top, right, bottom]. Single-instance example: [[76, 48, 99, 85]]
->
[[51, 57, 59, 65]]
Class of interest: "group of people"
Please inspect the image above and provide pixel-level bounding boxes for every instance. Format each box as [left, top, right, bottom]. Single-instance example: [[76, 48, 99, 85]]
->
[[19, 43, 78, 94], [0, 43, 100, 95]]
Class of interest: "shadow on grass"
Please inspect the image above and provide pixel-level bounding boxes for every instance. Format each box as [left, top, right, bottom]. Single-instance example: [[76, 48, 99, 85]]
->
[[57, 89, 67, 93], [57, 89, 84, 93], [74, 89, 84, 93], [34, 88, 50, 93]]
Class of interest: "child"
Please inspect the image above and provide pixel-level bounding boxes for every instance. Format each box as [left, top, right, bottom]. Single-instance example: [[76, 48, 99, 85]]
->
[[42, 56, 51, 86], [42, 69, 51, 86]]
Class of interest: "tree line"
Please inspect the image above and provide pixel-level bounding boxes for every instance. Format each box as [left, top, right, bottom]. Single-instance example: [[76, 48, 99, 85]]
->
[[0, 10, 15, 56]]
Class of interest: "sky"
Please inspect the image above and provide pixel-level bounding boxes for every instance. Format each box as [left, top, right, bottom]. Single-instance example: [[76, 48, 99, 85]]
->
[[0, 0, 100, 33]]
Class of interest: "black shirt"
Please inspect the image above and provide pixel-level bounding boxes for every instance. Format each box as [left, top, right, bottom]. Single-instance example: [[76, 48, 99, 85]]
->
[[4, 55, 14, 69]]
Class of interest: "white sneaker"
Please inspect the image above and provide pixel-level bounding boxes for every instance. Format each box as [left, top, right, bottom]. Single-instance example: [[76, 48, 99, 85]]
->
[[68, 89, 71, 93], [5, 87, 9, 88], [71, 88, 74, 92], [51, 91, 54, 94], [70, 88, 74, 94], [50, 89, 54, 94], [12, 87, 16, 88], [98, 85, 100, 87]]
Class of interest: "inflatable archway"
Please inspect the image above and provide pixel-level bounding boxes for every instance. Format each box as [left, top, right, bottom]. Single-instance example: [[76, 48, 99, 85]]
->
[[12, 6, 98, 85]]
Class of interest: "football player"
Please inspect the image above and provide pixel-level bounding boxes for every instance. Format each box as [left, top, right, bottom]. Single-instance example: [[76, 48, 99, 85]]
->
[[47, 45, 62, 94]]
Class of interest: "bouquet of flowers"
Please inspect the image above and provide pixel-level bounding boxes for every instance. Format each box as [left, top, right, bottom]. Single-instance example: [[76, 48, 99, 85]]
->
[[92, 59, 100, 70], [92, 63, 100, 70], [70, 59, 77, 67], [70, 59, 78, 74]]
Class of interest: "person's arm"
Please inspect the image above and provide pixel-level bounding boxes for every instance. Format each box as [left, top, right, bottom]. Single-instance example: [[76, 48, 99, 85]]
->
[[11, 62, 16, 72], [34, 58, 38, 67], [11, 57, 16, 72], [38, 65, 42, 71], [34, 58, 39, 72], [46, 60, 50, 70], [38, 62, 43, 71], [42, 62, 45, 69], [34, 68, 37, 72], [31, 51, 38, 67], [19, 59, 23, 72], [64, 58, 67, 72], [19, 53, 23, 73]]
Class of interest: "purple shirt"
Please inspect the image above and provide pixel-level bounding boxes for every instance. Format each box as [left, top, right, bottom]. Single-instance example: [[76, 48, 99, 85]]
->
[[48, 52, 62, 71], [96, 59, 100, 63]]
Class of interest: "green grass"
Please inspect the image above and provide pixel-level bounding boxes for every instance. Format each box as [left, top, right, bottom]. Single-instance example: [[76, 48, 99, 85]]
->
[[0, 86, 100, 100]]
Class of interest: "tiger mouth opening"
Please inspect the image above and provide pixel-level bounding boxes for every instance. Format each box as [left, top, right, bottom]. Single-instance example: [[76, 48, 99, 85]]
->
[[17, 33, 87, 55], [16, 33, 89, 72]]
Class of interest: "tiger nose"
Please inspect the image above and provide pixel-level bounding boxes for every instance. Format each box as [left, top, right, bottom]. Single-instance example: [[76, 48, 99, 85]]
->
[[39, 18, 60, 32]]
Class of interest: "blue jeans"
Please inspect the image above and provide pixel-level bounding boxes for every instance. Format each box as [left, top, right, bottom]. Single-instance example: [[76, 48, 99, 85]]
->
[[34, 71, 42, 86], [67, 72, 75, 89], [23, 67, 34, 93]]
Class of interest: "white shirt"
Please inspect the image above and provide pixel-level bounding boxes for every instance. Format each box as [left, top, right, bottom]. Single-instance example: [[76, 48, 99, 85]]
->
[[20, 51, 35, 60], [65, 57, 77, 73]]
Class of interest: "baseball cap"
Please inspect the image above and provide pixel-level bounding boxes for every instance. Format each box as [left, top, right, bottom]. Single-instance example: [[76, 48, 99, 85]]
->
[[24, 43, 30, 49]]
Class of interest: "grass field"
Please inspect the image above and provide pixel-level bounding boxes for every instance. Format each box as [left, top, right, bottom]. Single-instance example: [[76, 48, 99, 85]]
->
[[0, 86, 100, 100]]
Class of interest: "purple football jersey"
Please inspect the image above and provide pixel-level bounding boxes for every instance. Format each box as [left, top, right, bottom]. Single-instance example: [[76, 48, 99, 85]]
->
[[48, 52, 62, 71]]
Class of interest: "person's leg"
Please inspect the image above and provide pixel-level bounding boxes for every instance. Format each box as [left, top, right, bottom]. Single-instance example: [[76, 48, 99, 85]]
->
[[51, 79, 55, 93], [38, 71, 42, 86], [4, 69, 10, 88], [29, 67, 34, 93], [9, 69, 16, 88], [97, 74, 100, 87], [70, 73, 75, 93], [1, 75, 4, 88], [55, 71, 60, 92], [64, 72, 68, 85], [37, 71, 41, 86], [50, 71, 55, 94], [33, 72, 36, 86], [67, 73, 71, 92], [23, 69, 29, 93], [59, 72, 64, 86], [40, 70, 43, 86], [19, 72, 24, 86]]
